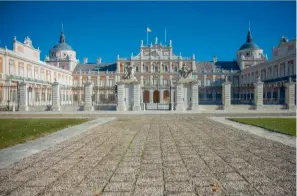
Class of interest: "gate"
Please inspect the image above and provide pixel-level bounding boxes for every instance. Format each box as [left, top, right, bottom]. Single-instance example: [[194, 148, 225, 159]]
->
[[231, 85, 254, 105], [0, 83, 20, 111], [93, 85, 117, 110], [199, 86, 222, 105]]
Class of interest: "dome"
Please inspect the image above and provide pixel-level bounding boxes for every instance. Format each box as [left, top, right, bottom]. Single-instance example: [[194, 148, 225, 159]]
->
[[52, 42, 73, 50], [239, 42, 259, 50], [51, 31, 73, 51], [238, 30, 260, 51]]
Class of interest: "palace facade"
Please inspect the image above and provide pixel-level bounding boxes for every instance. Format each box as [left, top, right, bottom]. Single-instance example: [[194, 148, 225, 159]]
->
[[0, 28, 295, 111]]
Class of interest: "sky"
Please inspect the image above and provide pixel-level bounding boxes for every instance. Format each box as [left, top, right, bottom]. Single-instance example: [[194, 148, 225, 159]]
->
[[0, 1, 296, 63]]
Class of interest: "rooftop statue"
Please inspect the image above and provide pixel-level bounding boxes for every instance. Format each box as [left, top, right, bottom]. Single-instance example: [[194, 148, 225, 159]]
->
[[178, 64, 192, 79]]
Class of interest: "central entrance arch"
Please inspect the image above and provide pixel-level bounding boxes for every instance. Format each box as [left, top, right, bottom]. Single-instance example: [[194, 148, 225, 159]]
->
[[153, 90, 160, 103]]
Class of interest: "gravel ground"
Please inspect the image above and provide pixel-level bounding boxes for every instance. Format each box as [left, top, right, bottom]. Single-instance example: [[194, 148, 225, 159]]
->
[[0, 115, 295, 196]]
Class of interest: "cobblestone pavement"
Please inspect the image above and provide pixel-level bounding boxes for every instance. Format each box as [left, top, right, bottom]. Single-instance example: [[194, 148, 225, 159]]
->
[[0, 116, 295, 196]]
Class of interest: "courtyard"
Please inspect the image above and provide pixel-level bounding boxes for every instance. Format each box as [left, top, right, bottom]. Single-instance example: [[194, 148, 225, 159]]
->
[[0, 115, 296, 196]]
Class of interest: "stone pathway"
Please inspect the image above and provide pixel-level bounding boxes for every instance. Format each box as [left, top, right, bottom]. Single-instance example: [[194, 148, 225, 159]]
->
[[0, 116, 295, 196]]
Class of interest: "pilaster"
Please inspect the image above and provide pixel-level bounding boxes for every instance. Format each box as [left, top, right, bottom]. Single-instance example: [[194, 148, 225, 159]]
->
[[222, 79, 232, 110], [117, 83, 126, 111], [191, 82, 199, 110], [175, 83, 185, 111], [52, 81, 60, 111], [254, 79, 264, 110], [285, 78, 296, 111], [84, 81, 93, 111], [19, 81, 28, 112], [132, 82, 141, 111]]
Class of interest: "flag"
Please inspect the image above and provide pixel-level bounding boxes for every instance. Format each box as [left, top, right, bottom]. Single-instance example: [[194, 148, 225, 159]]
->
[[147, 27, 152, 33]]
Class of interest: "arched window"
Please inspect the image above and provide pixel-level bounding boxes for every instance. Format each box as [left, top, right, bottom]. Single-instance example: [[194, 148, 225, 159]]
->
[[136, 66, 139, 72], [165, 66, 168, 72], [155, 66, 158, 72], [145, 66, 149, 72]]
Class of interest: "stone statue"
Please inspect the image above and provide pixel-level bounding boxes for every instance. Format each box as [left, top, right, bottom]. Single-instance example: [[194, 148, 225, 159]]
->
[[225, 76, 229, 82], [155, 37, 158, 44], [123, 64, 136, 80], [257, 76, 261, 83], [289, 77, 292, 82], [178, 64, 192, 79], [169, 40, 172, 47], [141, 40, 143, 47]]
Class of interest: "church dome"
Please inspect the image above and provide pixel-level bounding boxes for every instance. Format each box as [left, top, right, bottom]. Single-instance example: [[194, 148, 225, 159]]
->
[[239, 30, 260, 50], [51, 32, 73, 51]]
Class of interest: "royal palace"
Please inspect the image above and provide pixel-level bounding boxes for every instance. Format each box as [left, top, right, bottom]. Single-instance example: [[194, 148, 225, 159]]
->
[[0, 28, 296, 112]]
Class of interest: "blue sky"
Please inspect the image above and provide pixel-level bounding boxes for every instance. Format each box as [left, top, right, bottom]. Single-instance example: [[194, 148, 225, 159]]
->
[[0, 1, 296, 63]]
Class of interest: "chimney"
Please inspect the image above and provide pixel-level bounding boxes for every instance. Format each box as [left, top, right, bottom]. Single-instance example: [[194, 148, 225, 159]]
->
[[83, 57, 88, 64], [213, 56, 217, 63], [97, 57, 101, 64]]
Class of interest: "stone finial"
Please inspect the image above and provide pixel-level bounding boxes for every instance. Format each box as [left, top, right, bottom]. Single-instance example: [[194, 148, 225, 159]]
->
[[140, 40, 143, 47], [155, 37, 158, 44]]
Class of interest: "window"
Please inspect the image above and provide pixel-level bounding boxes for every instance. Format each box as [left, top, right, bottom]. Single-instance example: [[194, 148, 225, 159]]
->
[[165, 66, 168, 72], [155, 66, 158, 72], [174, 66, 178, 72], [136, 66, 139, 72], [145, 66, 148, 72], [246, 52, 250, 57]]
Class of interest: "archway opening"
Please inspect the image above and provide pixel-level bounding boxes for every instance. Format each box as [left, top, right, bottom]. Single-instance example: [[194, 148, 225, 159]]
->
[[153, 90, 160, 103], [163, 90, 169, 104]]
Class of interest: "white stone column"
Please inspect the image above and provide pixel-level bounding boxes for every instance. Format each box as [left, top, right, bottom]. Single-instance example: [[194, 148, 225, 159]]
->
[[84, 80, 93, 111], [222, 78, 232, 110], [117, 82, 126, 111], [52, 81, 60, 111], [132, 82, 141, 111], [19, 81, 28, 111], [285, 78, 296, 111], [191, 82, 199, 110], [150, 89, 153, 103], [254, 79, 264, 110], [175, 83, 185, 111], [160, 89, 164, 104], [45, 87, 48, 105]]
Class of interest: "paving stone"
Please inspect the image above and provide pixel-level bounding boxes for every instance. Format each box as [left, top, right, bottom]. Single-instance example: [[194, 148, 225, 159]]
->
[[133, 186, 164, 196], [165, 182, 194, 193], [104, 182, 134, 192], [0, 116, 295, 196]]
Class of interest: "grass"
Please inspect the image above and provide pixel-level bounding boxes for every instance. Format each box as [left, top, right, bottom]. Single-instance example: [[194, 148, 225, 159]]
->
[[0, 118, 90, 149], [228, 118, 296, 136]]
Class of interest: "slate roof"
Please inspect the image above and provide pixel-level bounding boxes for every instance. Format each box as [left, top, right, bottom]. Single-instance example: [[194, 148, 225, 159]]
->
[[74, 62, 117, 73], [196, 61, 239, 72], [215, 61, 240, 71]]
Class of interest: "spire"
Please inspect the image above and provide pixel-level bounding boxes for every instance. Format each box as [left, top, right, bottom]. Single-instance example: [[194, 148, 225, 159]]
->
[[59, 23, 66, 43], [246, 22, 252, 43], [59, 32, 66, 43]]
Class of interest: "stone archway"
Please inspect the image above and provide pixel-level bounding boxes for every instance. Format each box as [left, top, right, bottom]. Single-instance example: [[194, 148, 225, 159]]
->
[[143, 90, 149, 103], [153, 90, 160, 103], [163, 90, 169, 104]]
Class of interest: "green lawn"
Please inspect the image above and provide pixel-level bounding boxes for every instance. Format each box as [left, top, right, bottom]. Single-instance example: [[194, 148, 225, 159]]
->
[[228, 118, 296, 136], [0, 118, 90, 149]]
